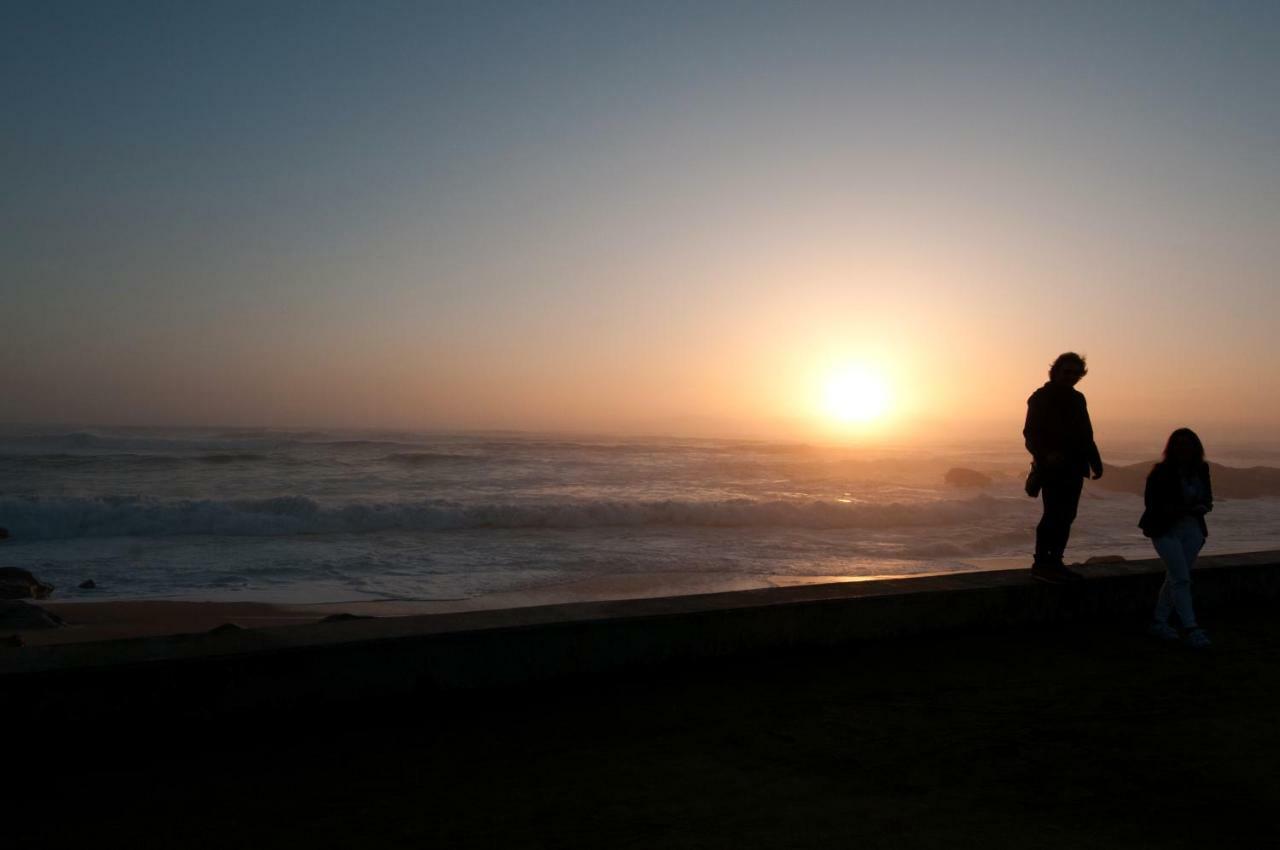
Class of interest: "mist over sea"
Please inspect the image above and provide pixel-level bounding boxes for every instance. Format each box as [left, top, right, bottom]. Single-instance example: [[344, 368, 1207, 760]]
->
[[3, 427, 1278, 603]]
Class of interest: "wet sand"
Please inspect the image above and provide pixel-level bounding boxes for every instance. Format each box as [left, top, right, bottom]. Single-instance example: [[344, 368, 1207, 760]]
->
[[27, 558, 1028, 646], [34, 599, 327, 642]]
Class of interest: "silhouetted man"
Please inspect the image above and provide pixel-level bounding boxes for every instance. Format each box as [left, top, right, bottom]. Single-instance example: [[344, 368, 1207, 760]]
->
[[1024, 352, 1103, 583]]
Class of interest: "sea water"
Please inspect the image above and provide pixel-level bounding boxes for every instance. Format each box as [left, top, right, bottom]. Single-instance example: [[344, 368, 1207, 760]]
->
[[2, 427, 1278, 602]]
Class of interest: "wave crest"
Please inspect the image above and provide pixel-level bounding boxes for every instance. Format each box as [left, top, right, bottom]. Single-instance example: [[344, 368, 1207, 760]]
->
[[382, 452, 487, 466], [0, 494, 1006, 540]]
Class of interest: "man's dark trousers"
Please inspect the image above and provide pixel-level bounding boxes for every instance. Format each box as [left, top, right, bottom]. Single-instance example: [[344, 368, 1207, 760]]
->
[[1035, 472, 1084, 565]]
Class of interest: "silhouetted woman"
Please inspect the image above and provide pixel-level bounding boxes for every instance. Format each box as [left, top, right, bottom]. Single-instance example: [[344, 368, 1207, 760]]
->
[[1139, 428, 1213, 648]]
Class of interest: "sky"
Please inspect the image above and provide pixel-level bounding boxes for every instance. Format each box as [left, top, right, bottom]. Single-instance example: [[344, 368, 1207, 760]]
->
[[4, 1, 1279, 444]]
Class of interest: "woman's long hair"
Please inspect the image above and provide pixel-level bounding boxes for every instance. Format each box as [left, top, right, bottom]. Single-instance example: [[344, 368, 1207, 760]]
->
[[1159, 427, 1206, 469]]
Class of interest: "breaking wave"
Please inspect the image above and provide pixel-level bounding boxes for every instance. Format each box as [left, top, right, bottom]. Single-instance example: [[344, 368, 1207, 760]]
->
[[0, 494, 1009, 540], [382, 452, 488, 466]]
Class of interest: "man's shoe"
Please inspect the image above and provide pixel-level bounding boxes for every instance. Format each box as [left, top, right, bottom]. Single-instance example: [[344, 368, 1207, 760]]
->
[[1148, 621, 1180, 641], [1031, 562, 1079, 584]]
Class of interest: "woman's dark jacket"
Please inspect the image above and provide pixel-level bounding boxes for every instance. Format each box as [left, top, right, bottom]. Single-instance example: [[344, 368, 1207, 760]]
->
[[1138, 461, 1213, 539]]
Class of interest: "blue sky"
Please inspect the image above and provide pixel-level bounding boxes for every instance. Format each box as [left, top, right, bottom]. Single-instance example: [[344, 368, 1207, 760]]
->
[[4, 2, 1279, 437]]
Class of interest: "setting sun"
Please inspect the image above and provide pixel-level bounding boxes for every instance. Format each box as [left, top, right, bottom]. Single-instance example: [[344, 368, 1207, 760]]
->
[[822, 364, 891, 424]]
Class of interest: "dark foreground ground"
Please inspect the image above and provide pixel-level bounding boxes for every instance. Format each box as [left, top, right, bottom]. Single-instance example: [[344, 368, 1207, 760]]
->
[[9, 607, 1280, 849]]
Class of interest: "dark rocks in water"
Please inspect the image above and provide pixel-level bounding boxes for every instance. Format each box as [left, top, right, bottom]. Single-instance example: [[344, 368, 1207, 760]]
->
[[321, 612, 374, 623], [1096, 461, 1280, 499], [1092, 463, 1152, 496], [208, 622, 245, 635], [944, 467, 993, 488], [79, 579, 97, 590], [0, 567, 54, 600], [0, 600, 64, 630], [1084, 555, 1128, 565]]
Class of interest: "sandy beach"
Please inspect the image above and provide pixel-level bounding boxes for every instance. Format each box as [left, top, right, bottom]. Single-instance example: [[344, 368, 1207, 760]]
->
[[17, 558, 1031, 647]]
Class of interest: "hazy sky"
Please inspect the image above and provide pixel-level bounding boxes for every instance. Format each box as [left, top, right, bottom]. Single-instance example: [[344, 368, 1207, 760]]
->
[[5, 1, 1279, 442]]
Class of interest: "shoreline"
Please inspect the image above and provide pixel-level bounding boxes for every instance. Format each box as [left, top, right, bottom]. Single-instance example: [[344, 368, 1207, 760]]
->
[[21, 555, 1034, 647], [3, 549, 1274, 665], [9, 548, 1271, 652]]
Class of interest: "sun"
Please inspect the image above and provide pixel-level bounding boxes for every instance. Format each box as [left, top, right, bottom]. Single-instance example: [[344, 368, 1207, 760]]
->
[[822, 364, 890, 424]]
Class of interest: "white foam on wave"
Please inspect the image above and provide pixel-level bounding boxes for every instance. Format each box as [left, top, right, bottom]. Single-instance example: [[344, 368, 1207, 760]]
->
[[0, 493, 1013, 541]]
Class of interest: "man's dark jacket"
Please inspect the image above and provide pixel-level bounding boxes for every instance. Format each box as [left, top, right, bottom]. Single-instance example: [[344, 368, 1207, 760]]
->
[[1138, 462, 1213, 539], [1023, 382, 1103, 478]]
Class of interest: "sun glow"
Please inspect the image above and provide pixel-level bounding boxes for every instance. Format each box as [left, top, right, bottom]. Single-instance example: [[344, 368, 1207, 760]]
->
[[822, 364, 891, 424]]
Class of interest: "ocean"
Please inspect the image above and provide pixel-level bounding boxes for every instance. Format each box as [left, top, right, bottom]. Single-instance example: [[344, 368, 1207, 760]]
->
[[2, 427, 1278, 603]]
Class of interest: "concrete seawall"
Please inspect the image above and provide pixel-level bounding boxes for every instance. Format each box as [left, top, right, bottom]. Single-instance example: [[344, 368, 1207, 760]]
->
[[3, 551, 1278, 722]]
